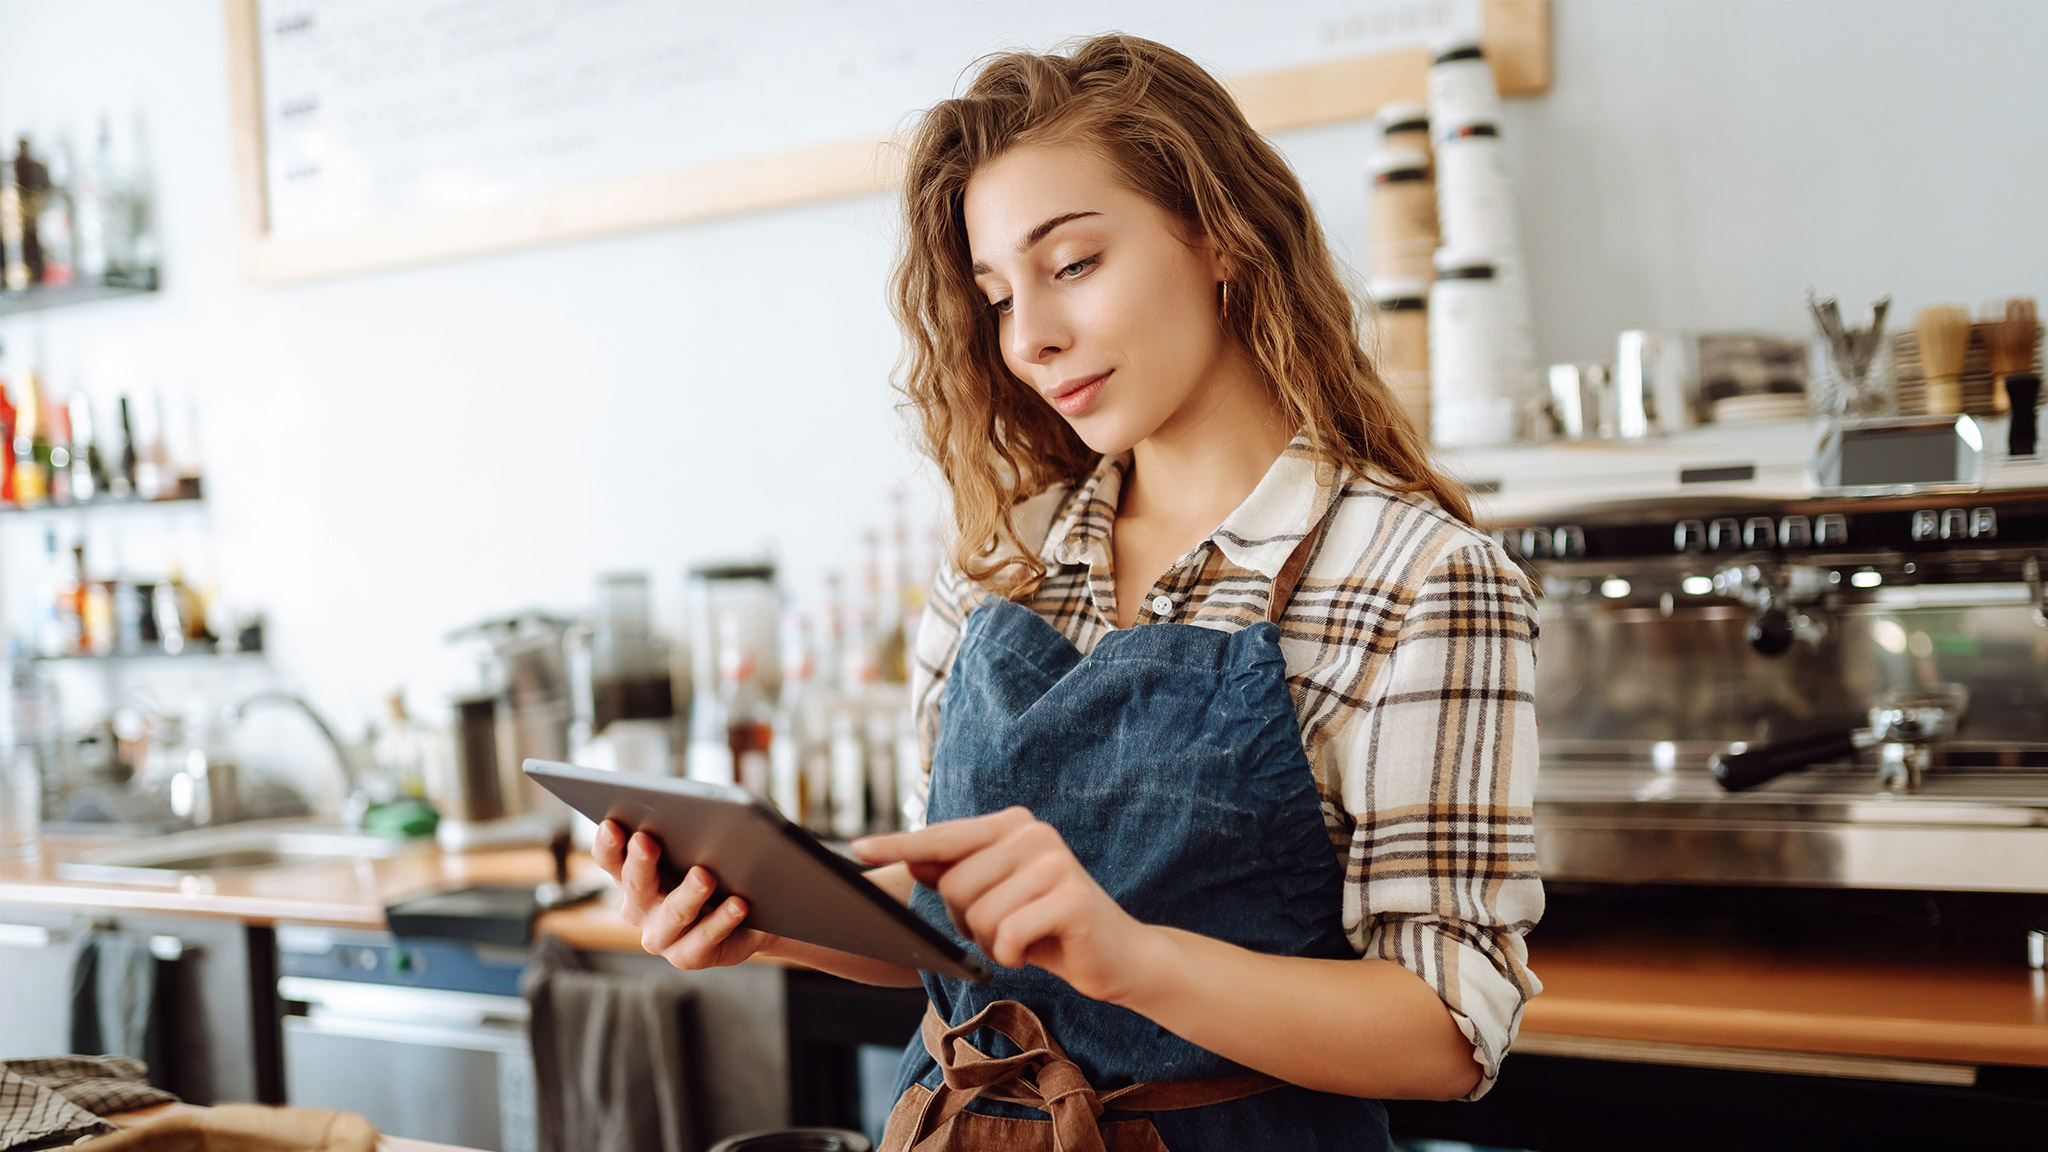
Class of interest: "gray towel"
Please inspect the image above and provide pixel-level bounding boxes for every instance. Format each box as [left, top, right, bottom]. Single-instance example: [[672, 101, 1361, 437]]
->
[[522, 934, 706, 1152], [68, 930, 158, 1068]]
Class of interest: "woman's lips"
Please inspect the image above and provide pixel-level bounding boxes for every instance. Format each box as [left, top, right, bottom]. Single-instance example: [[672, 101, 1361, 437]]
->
[[1051, 371, 1110, 417]]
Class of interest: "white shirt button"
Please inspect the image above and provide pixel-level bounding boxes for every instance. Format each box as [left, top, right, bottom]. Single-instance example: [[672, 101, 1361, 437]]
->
[[1150, 595, 1174, 617]]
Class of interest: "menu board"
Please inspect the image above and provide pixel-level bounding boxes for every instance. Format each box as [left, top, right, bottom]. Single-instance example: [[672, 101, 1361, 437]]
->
[[230, 0, 1542, 279]]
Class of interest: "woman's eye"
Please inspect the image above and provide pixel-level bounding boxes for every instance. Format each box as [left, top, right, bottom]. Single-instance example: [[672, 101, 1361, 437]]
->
[[1057, 256, 1099, 279], [990, 297, 1013, 315]]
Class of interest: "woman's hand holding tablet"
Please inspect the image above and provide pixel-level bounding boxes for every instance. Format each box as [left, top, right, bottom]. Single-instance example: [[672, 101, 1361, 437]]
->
[[593, 820, 776, 971]]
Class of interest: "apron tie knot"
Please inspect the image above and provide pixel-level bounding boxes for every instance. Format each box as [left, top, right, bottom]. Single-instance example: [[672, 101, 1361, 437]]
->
[[1033, 1057, 1104, 1121]]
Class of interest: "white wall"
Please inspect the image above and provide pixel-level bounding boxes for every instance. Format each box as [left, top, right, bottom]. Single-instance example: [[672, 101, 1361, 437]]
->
[[3, 0, 2045, 745]]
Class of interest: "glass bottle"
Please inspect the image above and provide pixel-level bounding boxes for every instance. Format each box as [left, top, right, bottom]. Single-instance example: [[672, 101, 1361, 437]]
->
[[719, 615, 773, 799], [114, 395, 137, 498], [10, 359, 44, 509], [770, 612, 831, 830], [67, 395, 106, 502], [0, 371, 15, 506], [836, 613, 897, 836]]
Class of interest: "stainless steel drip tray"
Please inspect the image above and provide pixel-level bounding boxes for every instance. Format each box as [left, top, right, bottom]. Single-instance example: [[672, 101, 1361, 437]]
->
[[1534, 758, 2048, 893]]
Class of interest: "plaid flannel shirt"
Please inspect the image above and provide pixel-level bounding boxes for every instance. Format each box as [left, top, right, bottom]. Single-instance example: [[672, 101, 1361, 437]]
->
[[910, 434, 1543, 1100]]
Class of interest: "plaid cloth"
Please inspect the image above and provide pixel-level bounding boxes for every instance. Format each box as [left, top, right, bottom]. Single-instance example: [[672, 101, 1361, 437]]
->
[[0, 1056, 175, 1150], [912, 433, 1544, 1101]]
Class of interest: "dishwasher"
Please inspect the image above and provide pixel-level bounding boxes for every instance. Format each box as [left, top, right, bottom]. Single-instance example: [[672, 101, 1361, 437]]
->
[[276, 925, 537, 1152]]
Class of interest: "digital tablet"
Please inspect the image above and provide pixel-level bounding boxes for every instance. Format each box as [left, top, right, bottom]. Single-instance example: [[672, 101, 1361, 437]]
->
[[524, 759, 990, 982]]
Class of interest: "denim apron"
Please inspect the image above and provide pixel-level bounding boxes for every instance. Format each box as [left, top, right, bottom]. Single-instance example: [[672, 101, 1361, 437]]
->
[[881, 527, 1392, 1151]]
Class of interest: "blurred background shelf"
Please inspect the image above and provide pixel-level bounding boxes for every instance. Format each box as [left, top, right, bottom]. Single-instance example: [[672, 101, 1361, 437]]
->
[[31, 646, 260, 663], [0, 274, 159, 318], [0, 492, 202, 517]]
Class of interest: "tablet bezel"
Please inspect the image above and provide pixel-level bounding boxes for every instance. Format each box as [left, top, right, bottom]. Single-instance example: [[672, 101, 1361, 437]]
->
[[523, 759, 989, 983]]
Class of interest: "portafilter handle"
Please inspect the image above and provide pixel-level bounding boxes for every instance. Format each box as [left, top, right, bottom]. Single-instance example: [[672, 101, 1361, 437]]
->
[[1711, 727, 1874, 792]]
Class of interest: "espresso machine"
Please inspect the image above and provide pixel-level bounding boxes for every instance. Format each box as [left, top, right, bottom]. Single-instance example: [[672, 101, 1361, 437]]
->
[[1489, 456, 2048, 958]]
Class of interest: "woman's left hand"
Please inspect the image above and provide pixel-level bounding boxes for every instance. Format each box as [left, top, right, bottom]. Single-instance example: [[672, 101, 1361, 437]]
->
[[852, 806, 1156, 1003]]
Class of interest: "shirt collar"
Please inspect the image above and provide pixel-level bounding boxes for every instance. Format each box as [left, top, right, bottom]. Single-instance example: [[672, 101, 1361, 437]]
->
[[1209, 432, 1333, 578], [1040, 432, 1335, 579], [1043, 452, 1126, 569]]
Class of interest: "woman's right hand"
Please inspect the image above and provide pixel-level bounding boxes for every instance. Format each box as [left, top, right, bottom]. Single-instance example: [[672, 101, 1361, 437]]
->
[[592, 819, 782, 970]]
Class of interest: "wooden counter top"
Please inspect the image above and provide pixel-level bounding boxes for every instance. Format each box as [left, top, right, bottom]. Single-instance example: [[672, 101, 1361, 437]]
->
[[0, 833, 608, 931], [7, 834, 2043, 1072], [111, 1102, 481, 1151], [1520, 935, 2048, 1076]]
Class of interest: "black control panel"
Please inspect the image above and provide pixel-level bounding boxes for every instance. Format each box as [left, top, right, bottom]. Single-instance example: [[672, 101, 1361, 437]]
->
[[1490, 489, 2048, 563]]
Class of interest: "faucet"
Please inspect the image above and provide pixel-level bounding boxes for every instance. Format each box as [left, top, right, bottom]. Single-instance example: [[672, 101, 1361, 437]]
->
[[228, 691, 369, 830]]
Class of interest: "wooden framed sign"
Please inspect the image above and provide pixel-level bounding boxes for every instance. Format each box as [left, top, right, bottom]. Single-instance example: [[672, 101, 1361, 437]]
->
[[226, 0, 1548, 282]]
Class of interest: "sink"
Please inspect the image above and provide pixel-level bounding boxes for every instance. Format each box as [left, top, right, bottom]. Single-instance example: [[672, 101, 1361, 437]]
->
[[58, 821, 412, 886]]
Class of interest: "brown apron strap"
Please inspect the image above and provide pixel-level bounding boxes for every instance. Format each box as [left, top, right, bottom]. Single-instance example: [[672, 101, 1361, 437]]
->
[[900, 1001, 1280, 1151], [1265, 513, 1328, 625]]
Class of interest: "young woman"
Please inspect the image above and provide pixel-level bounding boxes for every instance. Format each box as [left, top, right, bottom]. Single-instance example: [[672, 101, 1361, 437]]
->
[[595, 35, 1541, 1150]]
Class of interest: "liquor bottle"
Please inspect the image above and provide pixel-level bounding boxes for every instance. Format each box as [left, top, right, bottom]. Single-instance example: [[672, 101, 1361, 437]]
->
[[133, 392, 166, 500], [769, 612, 832, 831], [10, 361, 44, 509], [819, 570, 848, 696], [66, 395, 104, 503], [33, 131, 74, 287], [0, 376, 16, 507], [838, 613, 898, 836], [71, 118, 107, 286], [827, 706, 866, 841], [58, 544, 87, 657], [45, 393, 71, 507], [862, 529, 910, 686], [114, 395, 137, 497], [0, 133, 42, 291], [36, 532, 67, 658], [719, 615, 773, 800], [116, 114, 158, 288]]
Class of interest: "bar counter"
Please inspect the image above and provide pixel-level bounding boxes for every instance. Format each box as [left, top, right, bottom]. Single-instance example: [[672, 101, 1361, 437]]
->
[[5, 835, 2043, 1075]]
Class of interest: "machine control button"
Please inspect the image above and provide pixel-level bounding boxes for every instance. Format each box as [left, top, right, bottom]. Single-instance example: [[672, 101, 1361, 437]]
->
[[1673, 520, 1706, 553], [1815, 513, 1849, 546], [1520, 527, 1553, 559], [1940, 508, 1968, 540], [1553, 525, 1586, 558], [1778, 515, 1812, 548], [1742, 517, 1776, 549], [1970, 507, 1997, 539], [1708, 518, 1742, 551], [1910, 510, 1939, 542]]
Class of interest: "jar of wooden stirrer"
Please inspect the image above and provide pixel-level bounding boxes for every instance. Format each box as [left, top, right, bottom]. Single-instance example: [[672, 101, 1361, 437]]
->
[[1915, 305, 1972, 416]]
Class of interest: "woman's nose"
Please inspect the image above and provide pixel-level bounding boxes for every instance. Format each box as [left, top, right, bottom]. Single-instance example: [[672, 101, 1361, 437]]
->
[[1007, 292, 1071, 365]]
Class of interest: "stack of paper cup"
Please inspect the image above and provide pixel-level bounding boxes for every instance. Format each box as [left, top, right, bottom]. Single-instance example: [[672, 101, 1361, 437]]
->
[[1375, 101, 1432, 160], [1368, 149, 1437, 281], [1426, 35, 1504, 126], [1425, 36, 1539, 447], [1430, 252, 1523, 448], [1371, 278, 1432, 433]]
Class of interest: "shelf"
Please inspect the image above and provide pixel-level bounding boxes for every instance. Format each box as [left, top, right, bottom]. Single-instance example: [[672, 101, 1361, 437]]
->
[[0, 492, 203, 517], [33, 646, 262, 664], [0, 273, 160, 318]]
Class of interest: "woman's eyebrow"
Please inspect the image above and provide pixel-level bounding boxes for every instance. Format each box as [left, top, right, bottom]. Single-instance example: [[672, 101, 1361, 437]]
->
[[971, 211, 1103, 275]]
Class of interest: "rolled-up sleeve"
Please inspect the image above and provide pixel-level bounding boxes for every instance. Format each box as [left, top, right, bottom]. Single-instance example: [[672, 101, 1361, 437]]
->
[[1338, 540, 1543, 1100]]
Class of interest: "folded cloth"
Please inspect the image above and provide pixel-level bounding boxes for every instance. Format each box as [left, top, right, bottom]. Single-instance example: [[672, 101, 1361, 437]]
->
[[0, 1055, 177, 1151], [523, 934, 705, 1152], [69, 929, 159, 1067], [73, 1104, 377, 1152]]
